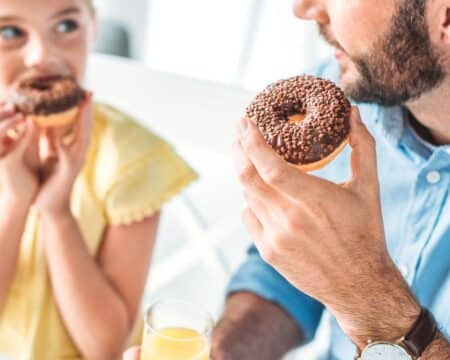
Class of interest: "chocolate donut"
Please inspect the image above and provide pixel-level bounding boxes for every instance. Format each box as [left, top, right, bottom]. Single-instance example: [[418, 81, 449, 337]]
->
[[8, 76, 85, 127], [246, 75, 351, 171]]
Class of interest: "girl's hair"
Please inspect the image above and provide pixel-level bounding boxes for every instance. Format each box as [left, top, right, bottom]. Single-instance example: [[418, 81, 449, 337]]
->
[[86, 0, 95, 13]]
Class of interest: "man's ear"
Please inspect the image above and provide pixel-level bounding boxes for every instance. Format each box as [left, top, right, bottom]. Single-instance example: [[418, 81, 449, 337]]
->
[[436, 1, 450, 44]]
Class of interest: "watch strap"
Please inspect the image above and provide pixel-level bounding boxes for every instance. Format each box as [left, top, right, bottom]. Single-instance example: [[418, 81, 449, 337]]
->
[[402, 308, 437, 357], [355, 308, 437, 360]]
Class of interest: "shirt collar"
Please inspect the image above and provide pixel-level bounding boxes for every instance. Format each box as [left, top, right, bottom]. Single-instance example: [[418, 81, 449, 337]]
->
[[373, 103, 450, 165], [374, 105, 406, 145]]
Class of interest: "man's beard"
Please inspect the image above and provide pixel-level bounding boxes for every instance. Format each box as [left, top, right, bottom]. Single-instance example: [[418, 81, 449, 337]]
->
[[320, 0, 445, 107]]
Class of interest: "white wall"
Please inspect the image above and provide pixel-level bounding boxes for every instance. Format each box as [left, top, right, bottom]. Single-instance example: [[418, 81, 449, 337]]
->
[[94, 0, 149, 59], [94, 0, 333, 90]]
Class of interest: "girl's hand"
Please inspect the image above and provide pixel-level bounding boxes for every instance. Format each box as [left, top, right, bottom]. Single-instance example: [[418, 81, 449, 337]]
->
[[34, 94, 93, 215], [0, 102, 39, 205], [123, 347, 141, 360]]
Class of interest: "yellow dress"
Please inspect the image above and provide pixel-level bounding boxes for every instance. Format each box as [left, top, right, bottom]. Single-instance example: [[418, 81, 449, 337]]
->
[[0, 103, 197, 359]]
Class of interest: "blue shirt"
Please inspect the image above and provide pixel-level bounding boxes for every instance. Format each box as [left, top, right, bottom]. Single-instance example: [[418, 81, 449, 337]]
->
[[227, 59, 450, 359]]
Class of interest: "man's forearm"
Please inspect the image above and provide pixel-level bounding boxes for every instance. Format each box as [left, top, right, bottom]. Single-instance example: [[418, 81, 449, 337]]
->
[[211, 292, 302, 360], [0, 196, 30, 310], [423, 332, 450, 359]]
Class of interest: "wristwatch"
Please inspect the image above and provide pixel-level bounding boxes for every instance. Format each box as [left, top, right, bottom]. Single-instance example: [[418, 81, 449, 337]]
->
[[355, 308, 437, 360]]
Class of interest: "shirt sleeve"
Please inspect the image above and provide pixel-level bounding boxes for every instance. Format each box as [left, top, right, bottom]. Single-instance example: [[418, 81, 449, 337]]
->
[[104, 145, 198, 225], [93, 103, 198, 226], [227, 246, 325, 343]]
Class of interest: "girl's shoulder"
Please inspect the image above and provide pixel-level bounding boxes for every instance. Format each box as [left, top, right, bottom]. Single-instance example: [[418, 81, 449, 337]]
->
[[93, 102, 167, 150], [87, 102, 197, 226]]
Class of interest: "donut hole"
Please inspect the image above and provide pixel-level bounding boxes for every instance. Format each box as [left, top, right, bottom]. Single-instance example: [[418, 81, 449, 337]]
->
[[288, 113, 306, 124]]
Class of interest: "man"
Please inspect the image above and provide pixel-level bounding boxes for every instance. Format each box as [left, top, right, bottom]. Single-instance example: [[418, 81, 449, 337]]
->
[[123, 0, 450, 359], [212, 0, 450, 359]]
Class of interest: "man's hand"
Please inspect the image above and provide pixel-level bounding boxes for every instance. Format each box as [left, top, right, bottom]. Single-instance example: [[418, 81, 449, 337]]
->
[[234, 107, 421, 347], [211, 292, 302, 360]]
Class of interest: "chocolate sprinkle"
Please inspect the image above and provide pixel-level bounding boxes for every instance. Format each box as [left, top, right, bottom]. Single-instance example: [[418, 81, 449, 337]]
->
[[246, 75, 351, 165], [8, 76, 85, 116]]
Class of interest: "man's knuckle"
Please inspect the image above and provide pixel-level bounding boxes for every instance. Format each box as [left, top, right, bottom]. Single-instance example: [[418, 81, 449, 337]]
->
[[238, 165, 256, 184], [264, 167, 285, 186]]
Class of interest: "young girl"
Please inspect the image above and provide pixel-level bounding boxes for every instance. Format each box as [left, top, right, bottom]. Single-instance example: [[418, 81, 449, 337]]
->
[[0, 0, 196, 358]]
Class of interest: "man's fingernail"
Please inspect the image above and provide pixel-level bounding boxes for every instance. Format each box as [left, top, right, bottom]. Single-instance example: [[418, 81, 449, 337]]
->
[[352, 107, 362, 122]]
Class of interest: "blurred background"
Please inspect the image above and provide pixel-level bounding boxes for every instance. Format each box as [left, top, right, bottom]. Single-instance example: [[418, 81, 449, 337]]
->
[[94, 0, 332, 89], [88, 0, 334, 357]]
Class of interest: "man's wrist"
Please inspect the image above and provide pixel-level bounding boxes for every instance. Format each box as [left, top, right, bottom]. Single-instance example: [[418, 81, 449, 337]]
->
[[327, 262, 421, 349]]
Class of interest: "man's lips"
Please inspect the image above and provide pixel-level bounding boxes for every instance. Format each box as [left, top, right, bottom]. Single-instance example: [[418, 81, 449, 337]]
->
[[318, 25, 350, 62], [335, 48, 346, 61], [334, 47, 354, 66]]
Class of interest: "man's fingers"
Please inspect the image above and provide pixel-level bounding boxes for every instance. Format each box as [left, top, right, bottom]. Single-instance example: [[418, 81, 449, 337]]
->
[[243, 191, 273, 226], [237, 117, 326, 199], [242, 207, 264, 242], [233, 138, 281, 202], [348, 107, 379, 191]]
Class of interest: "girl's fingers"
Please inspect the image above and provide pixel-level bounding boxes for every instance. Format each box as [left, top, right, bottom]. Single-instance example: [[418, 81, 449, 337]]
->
[[0, 103, 15, 120], [0, 114, 24, 138]]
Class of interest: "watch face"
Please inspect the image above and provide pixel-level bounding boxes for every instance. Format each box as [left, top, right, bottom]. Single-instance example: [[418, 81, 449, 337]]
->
[[361, 343, 412, 360]]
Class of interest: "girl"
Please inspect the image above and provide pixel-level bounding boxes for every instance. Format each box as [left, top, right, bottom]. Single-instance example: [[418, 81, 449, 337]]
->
[[0, 0, 196, 358]]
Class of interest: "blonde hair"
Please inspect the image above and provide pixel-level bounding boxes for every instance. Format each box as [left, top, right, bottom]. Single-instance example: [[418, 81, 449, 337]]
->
[[86, 0, 95, 13]]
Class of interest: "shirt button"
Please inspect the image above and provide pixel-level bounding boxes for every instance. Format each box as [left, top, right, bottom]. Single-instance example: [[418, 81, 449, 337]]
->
[[398, 264, 409, 278], [426, 171, 441, 184]]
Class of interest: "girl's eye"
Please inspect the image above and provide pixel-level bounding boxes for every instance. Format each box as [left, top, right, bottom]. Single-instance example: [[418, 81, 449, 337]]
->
[[56, 19, 79, 34], [0, 26, 24, 40]]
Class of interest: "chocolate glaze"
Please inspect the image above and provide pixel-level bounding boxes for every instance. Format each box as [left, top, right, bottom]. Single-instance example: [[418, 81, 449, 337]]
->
[[246, 75, 351, 165], [9, 76, 85, 116]]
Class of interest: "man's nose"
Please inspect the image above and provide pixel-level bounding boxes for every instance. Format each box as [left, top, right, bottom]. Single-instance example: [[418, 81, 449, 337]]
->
[[293, 0, 329, 24]]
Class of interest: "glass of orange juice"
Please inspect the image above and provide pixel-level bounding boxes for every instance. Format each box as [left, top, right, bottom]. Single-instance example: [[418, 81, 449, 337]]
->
[[140, 299, 214, 360]]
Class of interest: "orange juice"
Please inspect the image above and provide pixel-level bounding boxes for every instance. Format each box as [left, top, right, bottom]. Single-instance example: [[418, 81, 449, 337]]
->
[[141, 327, 210, 360]]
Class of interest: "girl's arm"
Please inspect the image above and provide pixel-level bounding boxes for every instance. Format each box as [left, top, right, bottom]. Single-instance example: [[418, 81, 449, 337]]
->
[[0, 109, 39, 310], [0, 197, 32, 310], [40, 210, 160, 360]]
